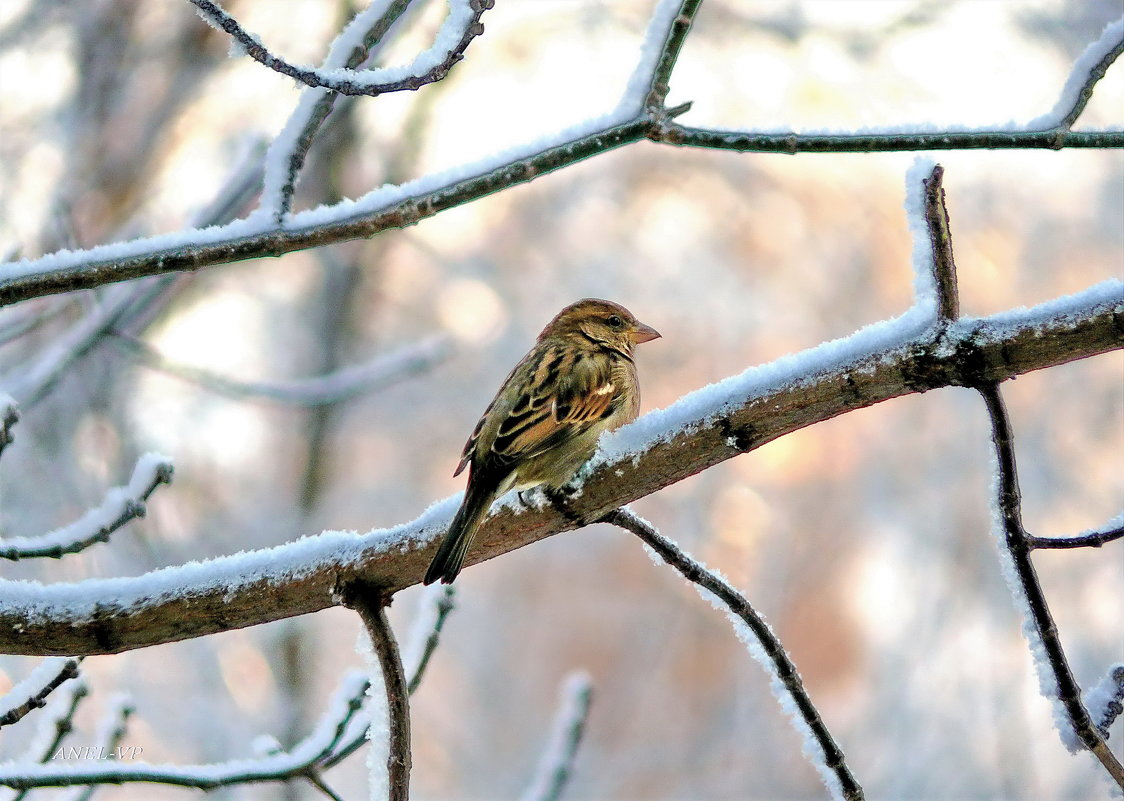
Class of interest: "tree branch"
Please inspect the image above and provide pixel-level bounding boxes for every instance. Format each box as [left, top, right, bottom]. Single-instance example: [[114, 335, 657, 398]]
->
[[1027, 518, 1124, 550], [342, 583, 411, 801], [922, 164, 959, 323], [0, 658, 82, 728], [602, 508, 862, 801], [188, 0, 491, 97], [1, 282, 1115, 657], [0, 454, 173, 561], [977, 383, 1124, 788]]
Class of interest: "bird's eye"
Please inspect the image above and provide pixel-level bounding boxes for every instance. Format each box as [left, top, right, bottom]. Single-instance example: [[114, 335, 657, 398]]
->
[[607, 315, 623, 328]]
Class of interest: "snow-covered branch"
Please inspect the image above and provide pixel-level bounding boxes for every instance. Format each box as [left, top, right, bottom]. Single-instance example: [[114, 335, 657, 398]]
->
[[0, 658, 81, 728], [978, 383, 1124, 788], [0, 279, 1115, 657], [602, 508, 861, 801], [343, 584, 411, 801], [1026, 515, 1124, 550], [0, 454, 172, 561], [189, 0, 491, 97], [521, 672, 593, 801], [0, 671, 370, 792], [113, 334, 451, 407], [3, 10, 1120, 310]]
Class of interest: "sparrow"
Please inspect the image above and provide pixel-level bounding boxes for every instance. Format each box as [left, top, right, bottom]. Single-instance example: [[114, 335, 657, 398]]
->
[[423, 298, 660, 584]]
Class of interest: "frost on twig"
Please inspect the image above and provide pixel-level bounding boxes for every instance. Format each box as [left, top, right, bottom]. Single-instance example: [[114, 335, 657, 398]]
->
[[601, 508, 863, 801], [343, 583, 411, 801], [258, 0, 416, 221], [1086, 664, 1124, 740], [521, 672, 594, 801], [113, 334, 451, 407], [0, 658, 82, 728], [189, 0, 492, 97], [1030, 18, 1124, 131], [0, 453, 173, 561], [0, 670, 371, 792], [978, 383, 1124, 788]]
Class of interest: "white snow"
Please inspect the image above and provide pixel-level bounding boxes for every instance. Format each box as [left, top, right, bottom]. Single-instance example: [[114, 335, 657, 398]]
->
[[1085, 663, 1124, 732], [0, 454, 171, 558], [356, 627, 389, 801], [1027, 17, 1124, 130], [0, 658, 76, 723]]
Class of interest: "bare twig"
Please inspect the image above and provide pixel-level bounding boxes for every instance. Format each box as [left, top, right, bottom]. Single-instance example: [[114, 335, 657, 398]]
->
[[0, 284, 1118, 657], [0, 455, 173, 561], [978, 382, 1124, 788], [11, 677, 89, 801], [922, 164, 959, 323], [1027, 519, 1124, 550], [601, 508, 863, 801], [521, 672, 594, 801], [343, 583, 411, 801], [110, 334, 450, 407], [188, 0, 491, 97], [0, 659, 82, 728]]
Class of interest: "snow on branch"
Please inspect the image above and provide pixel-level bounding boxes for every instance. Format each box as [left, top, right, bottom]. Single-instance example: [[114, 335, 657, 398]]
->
[[1026, 513, 1124, 550], [113, 334, 451, 407], [977, 383, 1124, 788], [189, 0, 491, 97], [0, 671, 371, 793], [521, 671, 594, 801], [602, 508, 861, 801], [1030, 17, 1124, 131], [0, 658, 81, 729], [1086, 664, 1124, 740], [258, 0, 416, 222], [0, 454, 173, 561], [0, 279, 1117, 658], [3, 6, 1120, 310]]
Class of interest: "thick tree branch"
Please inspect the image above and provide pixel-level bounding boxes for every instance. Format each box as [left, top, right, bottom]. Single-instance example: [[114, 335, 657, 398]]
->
[[0, 285, 1117, 657]]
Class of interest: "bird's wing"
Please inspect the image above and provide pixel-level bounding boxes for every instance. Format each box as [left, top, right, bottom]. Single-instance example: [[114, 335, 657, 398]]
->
[[484, 344, 616, 467]]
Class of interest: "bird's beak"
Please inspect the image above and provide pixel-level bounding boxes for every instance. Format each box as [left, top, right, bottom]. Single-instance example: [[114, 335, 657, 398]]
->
[[632, 321, 661, 344]]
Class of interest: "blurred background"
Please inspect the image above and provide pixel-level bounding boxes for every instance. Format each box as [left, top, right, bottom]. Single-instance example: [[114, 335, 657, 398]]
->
[[0, 0, 1121, 798]]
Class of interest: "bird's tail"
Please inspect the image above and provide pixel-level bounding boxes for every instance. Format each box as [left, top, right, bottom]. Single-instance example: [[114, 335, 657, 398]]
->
[[423, 481, 498, 585]]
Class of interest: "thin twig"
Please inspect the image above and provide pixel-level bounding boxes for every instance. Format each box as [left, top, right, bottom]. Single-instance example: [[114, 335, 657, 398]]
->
[[0, 659, 82, 728], [11, 678, 89, 801], [188, 0, 491, 97], [344, 583, 411, 801], [64, 696, 134, 801], [521, 672, 593, 801], [978, 382, 1124, 788], [110, 334, 450, 407], [0, 398, 17, 461], [1027, 521, 1124, 550], [0, 455, 173, 561], [601, 508, 864, 801], [1058, 30, 1124, 130], [644, 0, 705, 114], [270, 0, 417, 220], [922, 164, 959, 323]]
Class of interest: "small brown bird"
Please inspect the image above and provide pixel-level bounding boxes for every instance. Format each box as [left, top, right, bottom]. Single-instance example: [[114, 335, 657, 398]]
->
[[423, 298, 660, 584]]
